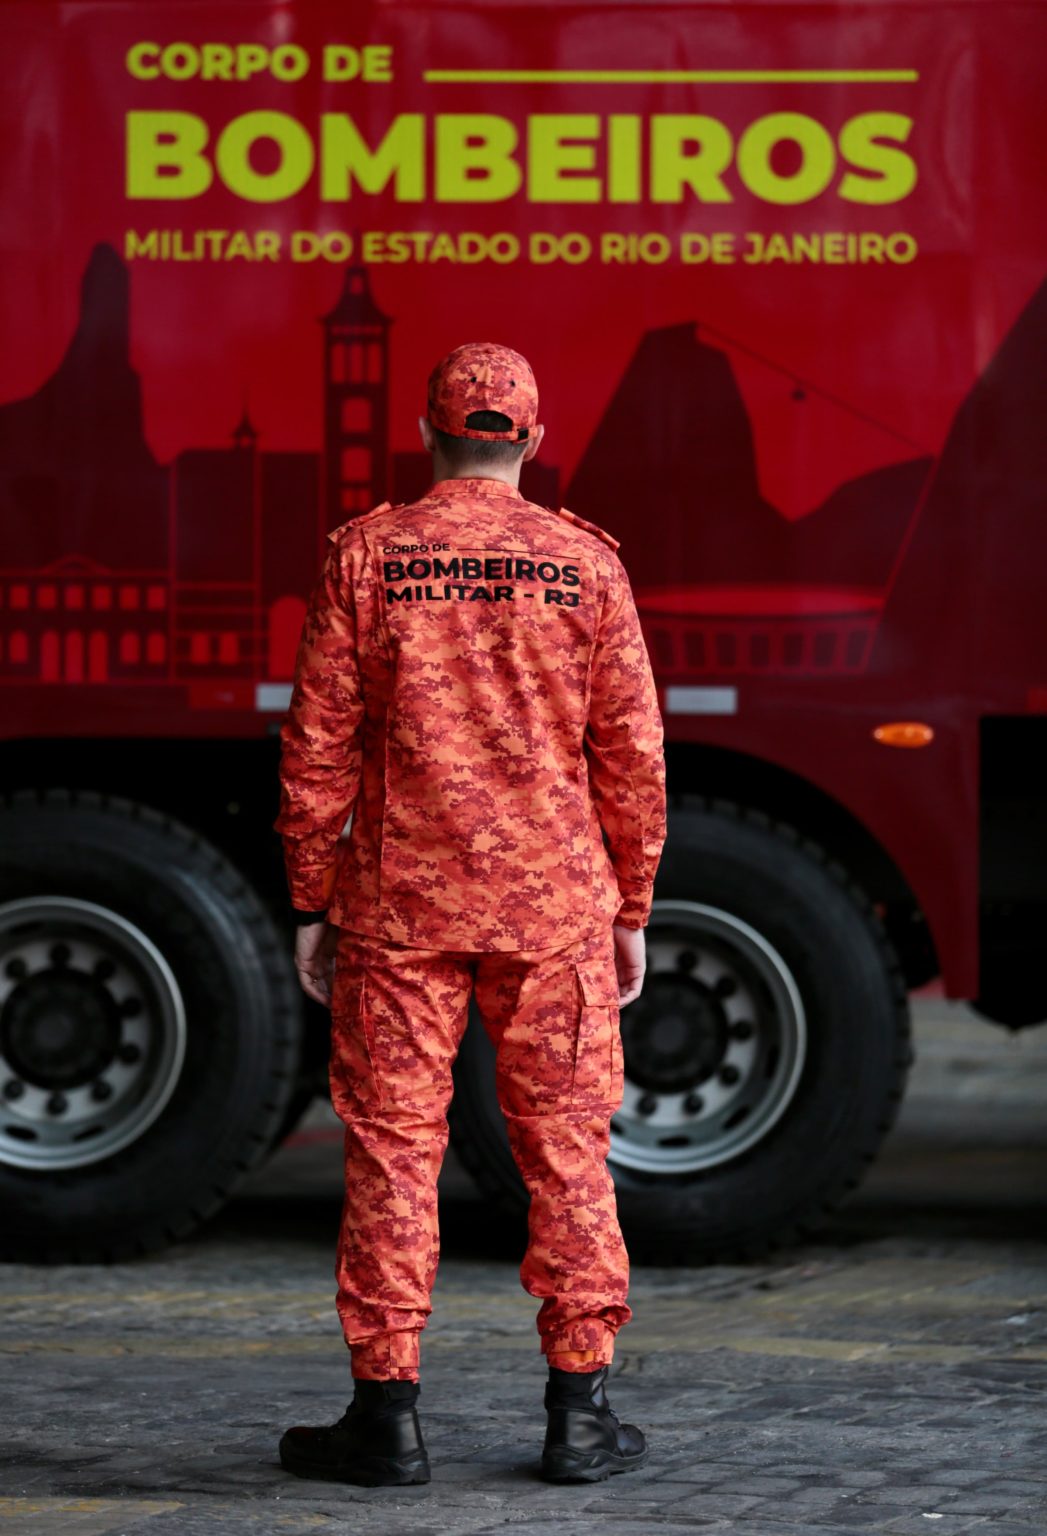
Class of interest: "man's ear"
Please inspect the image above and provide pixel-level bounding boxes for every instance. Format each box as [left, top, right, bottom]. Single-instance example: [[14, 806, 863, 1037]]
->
[[418, 416, 435, 452], [522, 423, 545, 462]]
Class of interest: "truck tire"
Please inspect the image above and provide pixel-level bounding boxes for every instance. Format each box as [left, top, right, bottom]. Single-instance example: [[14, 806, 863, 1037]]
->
[[0, 789, 302, 1261], [449, 798, 913, 1263]]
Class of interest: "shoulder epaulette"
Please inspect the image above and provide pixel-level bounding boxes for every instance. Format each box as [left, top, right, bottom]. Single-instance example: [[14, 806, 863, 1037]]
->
[[555, 505, 621, 552], [326, 501, 393, 543]]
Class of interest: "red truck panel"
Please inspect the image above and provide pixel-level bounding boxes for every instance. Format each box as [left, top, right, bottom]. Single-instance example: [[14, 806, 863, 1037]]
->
[[3, 1, 1047, 997]]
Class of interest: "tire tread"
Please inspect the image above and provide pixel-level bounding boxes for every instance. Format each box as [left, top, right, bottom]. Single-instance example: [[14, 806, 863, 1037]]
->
[[0, 787, 303, 1263]]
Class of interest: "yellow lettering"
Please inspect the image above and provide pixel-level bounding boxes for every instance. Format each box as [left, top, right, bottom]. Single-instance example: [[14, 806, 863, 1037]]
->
[[681, 231, 736, 263], [323, 45, 362, 81], [527, 115, 601, 203], [200, 43, 234, 80], [236, 44, 270, 81], [321, 114, 424, 201], [215, 111, 314, 202], [608, 115, 641, 203], [887, 231, 917, 262], [292, 231, 321, 260], [737, 113, 835, 205], [763, 232, 793, 261], [126, 112, 213, 199], [123, 106, 919, 211], [363, 46, 393, 81], [427, 232, 453, 260], [126, 42, 160, 80], [320, 45, 392, 82], [650, 116, 733, 203], [124, 229, 158, 258], [270, 46, 309, 82], [838, 113, 917, 204], [161, 42, 198, 81], [434, 115, 521, 202]]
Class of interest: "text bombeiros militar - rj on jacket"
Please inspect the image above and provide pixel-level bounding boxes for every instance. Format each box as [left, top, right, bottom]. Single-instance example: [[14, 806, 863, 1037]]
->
[[275, 477, 667, 951]]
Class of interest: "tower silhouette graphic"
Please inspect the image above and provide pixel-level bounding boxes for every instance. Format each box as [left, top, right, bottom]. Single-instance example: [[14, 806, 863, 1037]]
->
[[322, 263, 392, 531]]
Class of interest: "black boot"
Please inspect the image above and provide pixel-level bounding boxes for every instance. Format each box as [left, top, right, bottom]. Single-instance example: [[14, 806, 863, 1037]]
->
[[540, 1365, 649, 1483], [279, 1379, 430, 1487]]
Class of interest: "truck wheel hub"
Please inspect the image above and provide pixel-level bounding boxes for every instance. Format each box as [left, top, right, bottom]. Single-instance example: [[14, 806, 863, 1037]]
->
[[610, 900, 808, 1175], [3, 973, 121, 1089], [0, 897, 186, 1171], [621, 977, 726, 1093]]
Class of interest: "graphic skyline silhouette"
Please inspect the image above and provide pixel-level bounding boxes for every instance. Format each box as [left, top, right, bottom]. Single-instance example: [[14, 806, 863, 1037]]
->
[[0, 242, 1043, 701]]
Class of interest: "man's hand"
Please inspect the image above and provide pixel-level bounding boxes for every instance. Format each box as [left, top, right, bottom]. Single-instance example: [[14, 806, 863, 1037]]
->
[[294, 921, 340, 1008], [612, 922, 646, 1008]]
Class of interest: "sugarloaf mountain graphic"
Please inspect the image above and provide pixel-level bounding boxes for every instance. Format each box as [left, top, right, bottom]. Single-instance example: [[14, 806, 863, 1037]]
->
[[1, 242, 1044, 710]]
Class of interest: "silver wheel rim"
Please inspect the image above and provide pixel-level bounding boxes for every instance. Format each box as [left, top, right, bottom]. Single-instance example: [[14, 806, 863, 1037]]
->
[[610, 899, 807, 1174], [0, 896, 186, 1171]]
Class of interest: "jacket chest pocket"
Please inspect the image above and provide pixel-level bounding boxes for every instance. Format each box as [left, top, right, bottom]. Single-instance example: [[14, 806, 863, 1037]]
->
[[571, 960, 624, 1111]]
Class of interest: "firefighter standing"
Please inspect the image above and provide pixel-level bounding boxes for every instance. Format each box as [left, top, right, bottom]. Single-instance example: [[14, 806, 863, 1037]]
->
[[273, 342, 667, 1486]]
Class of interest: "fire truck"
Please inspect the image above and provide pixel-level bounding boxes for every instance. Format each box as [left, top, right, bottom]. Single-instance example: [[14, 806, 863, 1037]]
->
[[2, 0, 1045, 1260]]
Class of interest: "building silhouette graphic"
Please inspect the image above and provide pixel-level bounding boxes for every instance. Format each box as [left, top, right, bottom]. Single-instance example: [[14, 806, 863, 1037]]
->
[[2, 240, 1041, 716], [0, 245, 562, 709]]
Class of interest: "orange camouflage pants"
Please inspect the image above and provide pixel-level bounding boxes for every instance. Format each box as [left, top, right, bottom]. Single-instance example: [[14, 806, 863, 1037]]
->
[[328, 922, 632, 1381]]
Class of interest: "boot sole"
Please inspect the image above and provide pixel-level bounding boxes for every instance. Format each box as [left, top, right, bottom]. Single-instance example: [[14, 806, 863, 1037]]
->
[[279, 1445, 431, 1487], [540, 1445, 650, 1484]]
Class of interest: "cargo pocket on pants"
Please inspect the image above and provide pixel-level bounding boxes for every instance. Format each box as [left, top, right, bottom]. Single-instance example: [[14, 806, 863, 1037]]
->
[[571, 961, 623, 1110]]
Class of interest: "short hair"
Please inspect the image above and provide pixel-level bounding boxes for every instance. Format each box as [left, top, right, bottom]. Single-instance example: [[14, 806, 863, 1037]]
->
[[432, 411, 529, 469]]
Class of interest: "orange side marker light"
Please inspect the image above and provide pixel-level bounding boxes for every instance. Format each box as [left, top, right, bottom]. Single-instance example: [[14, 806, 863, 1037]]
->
[[872, 721, 935, 749]]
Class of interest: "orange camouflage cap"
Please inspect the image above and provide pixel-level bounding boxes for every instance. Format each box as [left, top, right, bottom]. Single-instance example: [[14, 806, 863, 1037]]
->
[[427, 342, 540, 441]]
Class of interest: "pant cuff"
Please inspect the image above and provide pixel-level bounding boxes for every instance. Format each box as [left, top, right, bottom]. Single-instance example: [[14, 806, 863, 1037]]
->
[[546, 1348, 610, 1373], [543, 1329, 616, 1370], [349, 1334, 420, 1382]]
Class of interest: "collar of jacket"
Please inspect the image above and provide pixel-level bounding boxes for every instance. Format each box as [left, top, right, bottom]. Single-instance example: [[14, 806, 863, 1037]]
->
[[430, 477, 523, 499]]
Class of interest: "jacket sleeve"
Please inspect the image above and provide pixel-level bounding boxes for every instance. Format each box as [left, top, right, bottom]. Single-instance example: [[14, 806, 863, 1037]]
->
[[273, 533, 369, 912], [583, 554, 667, 928]]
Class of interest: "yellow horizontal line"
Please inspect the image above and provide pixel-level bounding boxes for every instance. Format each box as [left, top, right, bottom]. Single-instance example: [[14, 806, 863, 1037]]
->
[[424, 69, 919, 85]]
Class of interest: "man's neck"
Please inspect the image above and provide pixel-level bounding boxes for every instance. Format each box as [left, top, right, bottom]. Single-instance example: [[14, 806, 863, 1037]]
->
[[430, 456, 521, 491]]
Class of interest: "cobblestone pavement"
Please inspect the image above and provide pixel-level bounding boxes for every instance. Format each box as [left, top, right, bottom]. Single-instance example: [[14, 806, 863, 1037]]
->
[[2, 1001, 1046, 1535]]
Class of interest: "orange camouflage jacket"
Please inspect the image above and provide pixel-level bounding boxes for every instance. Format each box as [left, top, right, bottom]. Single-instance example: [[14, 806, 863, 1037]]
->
[[274, 476, 666, 951]]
